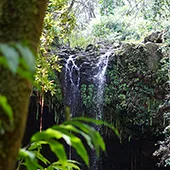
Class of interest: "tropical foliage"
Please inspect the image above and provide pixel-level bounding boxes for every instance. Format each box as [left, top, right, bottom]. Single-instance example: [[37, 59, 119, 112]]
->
[[153, 30, 170, 167], [68, 0, 170, 47], [17, 117, 118, 170], [1, 0, 170, 169]]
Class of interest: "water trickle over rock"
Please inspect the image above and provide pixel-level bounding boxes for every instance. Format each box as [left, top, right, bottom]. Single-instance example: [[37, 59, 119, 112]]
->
[[63, 48, 114, 119], [60, 45, 114, 170]]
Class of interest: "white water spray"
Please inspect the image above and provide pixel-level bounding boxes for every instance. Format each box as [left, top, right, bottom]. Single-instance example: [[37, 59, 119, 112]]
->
[[63, 50, 113, 170], [93, 51, 111, 120], [64, 55, 81, 117]]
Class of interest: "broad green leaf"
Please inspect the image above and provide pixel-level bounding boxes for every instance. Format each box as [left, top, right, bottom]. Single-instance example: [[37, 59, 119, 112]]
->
[[28, 141, 47, 151], [70, 135, 89, 167], [62, 133, 71, 145], [48, 139, 67, 161], [69, 117, 120, 137], [65, 120, 105, 155], [31, 128, 63, 142], [51, 126, 89, 166], [15, 43, 35, 72], [31, 132, 51, 142], [25, 158, 40, 170], [0, 43, 19, 73], [19, 148, 35, 160], [53, 124, 93, 149], [27, 118, 113, 170]]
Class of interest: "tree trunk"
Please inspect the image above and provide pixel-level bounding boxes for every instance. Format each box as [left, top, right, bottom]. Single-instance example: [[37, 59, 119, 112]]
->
[[0, 1, 48, 170]]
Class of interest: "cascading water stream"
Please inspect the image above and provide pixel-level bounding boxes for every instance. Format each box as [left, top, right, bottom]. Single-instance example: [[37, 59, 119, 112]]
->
[[90, 51, 111, 170], [64, 55, 81, 117], [63, 50, 113, 170], [93, 51, 111, 120]]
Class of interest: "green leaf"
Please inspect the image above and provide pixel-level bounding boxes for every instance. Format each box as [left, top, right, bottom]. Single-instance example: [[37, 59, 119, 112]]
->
[[65, 121, 105, 156], [0, 43, 19, 73], [32, 132, 67, 162], [31, 128, 63, 142], [25, 158, 38, 170], [70, 117, 120, 137], [19, 148, 35, 160], [0, 95, 13, 124], [53, 124, 94, 149], [48, 139, 67, 161], [18, 148, 44, 170], [48, 160, 80, 170], [15, 43, 35, 72], [70, 134, 89, 166], [33, 151, 50, 165], [17, 66, 33, 81], [28, 141, 47, 151], [52, 126, 89, 166], [28, 118, 115, 169]]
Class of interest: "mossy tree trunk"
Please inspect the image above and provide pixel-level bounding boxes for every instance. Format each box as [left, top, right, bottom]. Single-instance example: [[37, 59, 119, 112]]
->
[[0, 1, 48, 170]]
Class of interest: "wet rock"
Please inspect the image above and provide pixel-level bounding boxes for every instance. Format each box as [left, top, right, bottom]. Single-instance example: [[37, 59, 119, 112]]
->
[[54, 37, 167, 141], [144, 30, 164, 43], [144, 42, 162, 70]]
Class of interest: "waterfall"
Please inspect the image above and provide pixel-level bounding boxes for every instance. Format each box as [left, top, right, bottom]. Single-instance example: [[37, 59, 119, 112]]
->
[[64, 55, 81, 117], [93, 51, 111, 120], [90, 51, 111, 170], [63, 50, 113, 170]]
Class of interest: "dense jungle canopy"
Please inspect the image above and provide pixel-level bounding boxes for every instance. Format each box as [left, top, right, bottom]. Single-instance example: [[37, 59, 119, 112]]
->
[[0, 0, 170, 170]]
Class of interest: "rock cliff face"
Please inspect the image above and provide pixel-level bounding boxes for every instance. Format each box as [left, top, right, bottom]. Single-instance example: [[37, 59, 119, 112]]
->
[[104, 41, 166, 139], [53, 38, 168, 169], [56, 37, 167, 139]]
